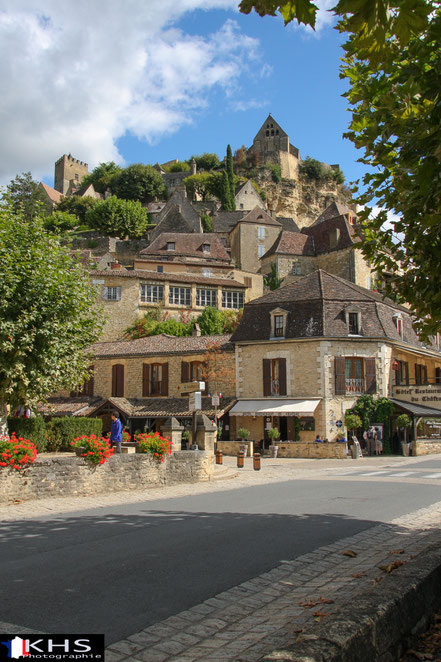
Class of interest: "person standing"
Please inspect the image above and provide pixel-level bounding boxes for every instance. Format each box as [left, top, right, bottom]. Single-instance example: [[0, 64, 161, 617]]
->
[[367, 426, 377, 456], [110, 411, 123, 454]]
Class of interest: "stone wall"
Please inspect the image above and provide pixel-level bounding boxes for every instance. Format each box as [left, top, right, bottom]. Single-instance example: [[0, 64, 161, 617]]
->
[[414, 439, 441, 456], [0, 451, 214, 504], [217, 441, 254, 456], [276, 442, 348, 458]]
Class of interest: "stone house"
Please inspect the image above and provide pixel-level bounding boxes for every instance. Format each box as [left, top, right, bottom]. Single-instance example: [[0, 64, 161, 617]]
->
[[235, 180, 266, 211], [229, 269, 441, 454], [229, 206, 282, 273], [149, 190, 203, 241]]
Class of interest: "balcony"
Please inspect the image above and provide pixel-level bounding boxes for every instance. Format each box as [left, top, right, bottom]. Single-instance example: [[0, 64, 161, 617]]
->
[[345, 378, 364, 394]]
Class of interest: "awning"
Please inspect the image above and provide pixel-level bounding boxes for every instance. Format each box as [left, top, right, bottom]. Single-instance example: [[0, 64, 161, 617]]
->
[[229, 398, 321, 417], [390, 398, 441, 418]]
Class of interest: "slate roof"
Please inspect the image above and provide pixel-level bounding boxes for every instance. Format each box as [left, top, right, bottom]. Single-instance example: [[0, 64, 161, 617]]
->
[[277, 217, 300, 233], [312, 201, 355, 226], [149, 205, 196, 242], [140, 233, 231, 262], [91, 396, 236, 419], [90, 270, 245, 288], [154, 190, 201, 232], [213, 211, 246, 233], [231, 269, 426, 349], [235, 206, 282, 228], [263, 231, 315, 259], [302, 214, 360, 253], [90, 334, 233, 358]]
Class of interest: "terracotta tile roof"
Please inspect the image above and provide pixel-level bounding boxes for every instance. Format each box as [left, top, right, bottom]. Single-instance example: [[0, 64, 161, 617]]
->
[[95, 396, 236, 418], [263, 231, 315, 258], [36, 396, 103, 417], [40, 182, 64, 204], [236, 206, 282, 228], [140, 233, 231, 262], [90, 334, 234, 358], [90, 269, 246, 288]]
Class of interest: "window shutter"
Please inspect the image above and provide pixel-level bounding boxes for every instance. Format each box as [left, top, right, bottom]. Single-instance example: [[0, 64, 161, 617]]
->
[[86, 366, 94, 396], [102, 286, 108, 300], [279, 358, 287, 396], [263, 359, 271, 397], [112, 364, 124, 397], [161, 363, 169, 396], [116, 287, 122, 301], [335, 357, 346, 395], [365, 358, 376, 394], [143, 364, 150, 397], [404, 362, 409, 385], [181, 361, 189, 383], [436, 367, 441, 384], [423, 365, 428, 384]]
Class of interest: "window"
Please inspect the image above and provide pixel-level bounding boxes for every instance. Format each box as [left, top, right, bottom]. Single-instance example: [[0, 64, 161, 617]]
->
[[103, 286, 121, 301], [274, 315, 284, 337], [202, 268, 212, 278], [112, 364, 124, 397], [335, 357, 376, 395], [345, 358, 363, 393], [157, 265, 163, 273], [436, 367, 441, 384], [258, 245, 265, 258], [181, 361, 207, 393], [292, 262, 301, 275], [140, 283, 163, 304], [415, 363, 428, 385], [151, 364, 163, 395], [396, 360, 409, 386], [348, 312, 359, 335], [167, 242, 175, 251], [222, 290, 244, 309], [240, 203, 244, 209], [169, 286, 191, 306], [263, 358, 287, 396], [202, 243, 210, 253], [393, 314, 404, 338], [143, 363, 168, 396], [74, 173, 79, 181], [257, 226, 265, 239], [196, 288, 217, 307]]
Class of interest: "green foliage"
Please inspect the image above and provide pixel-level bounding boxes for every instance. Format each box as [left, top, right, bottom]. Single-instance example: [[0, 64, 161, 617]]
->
[[46, 417, 103, 452], [238, 427, 250, 441], [183, 172, 216, 201], [136, 431, 173, 462], [264, 264, 284, 290], [163, 161, 190, 173], [56, 195, 97, 223], [350, 395, 377, 431], [201, 213, 213, 232], [330, 167, 345, 184], [197, 307, 225, 336], [267, 427, 281, 442], [351, 395, 395, 453], [111, 164, 167, 202], [190, 153, 220, 171], [43, 211, 79, 235], [80, 162, 122, 194], [221, 309, 243, 333], [268, 163, 282, 183], [0, 200, 104, 414], [344, 413, 362, 432], [300, 157, 326, 181], [6, 172, 49, 220], [154, 319, 192, 336], [396, 414, 412, 429], [226, 144, 236, 209], [293, 417, 301, 441], [7, 416, 48, 453], [85, 195, 149, 238]]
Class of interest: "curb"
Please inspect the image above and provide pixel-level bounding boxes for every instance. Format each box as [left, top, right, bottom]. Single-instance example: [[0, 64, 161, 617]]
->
[[260, 545, 441, 662]]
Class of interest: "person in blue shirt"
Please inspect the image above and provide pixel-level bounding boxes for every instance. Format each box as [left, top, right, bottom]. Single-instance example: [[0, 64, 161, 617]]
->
[[314, 435, 323, 443], [110, 411, 123, 454]]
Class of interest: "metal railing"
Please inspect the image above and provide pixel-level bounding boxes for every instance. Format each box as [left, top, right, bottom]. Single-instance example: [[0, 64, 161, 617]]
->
[[345, 378, 364, 393]]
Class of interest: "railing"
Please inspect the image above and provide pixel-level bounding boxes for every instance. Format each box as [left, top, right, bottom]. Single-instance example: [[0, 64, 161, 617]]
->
[[345, 378, 364, 394]]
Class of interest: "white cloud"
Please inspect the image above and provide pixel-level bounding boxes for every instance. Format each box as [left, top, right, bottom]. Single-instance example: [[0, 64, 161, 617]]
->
[[0, 0, 263, 185]]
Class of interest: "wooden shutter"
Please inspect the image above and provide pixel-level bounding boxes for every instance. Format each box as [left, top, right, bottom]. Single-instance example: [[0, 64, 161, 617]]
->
[[86, 366, 94, 396], [181, 361, 189, 383], [161, 363, 169, 396], [335, 357, 346, 395], [142, 364, 150, 397], [263, 359, 271, 396], [365, 358, 376, 394], [112, 364, 124, 397], [404, 362, 409, 385], [423, 365, 428, 384], [278, 358, 287, 396]]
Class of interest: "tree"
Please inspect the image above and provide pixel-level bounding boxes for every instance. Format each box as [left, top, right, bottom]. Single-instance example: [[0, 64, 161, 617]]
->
[[183, 172, 215, 201], [80, 161, 122, 194], [163, 161, 190, 173], [0, 198, 104, 433], [112, 164, 167, 202], [197, 307, 225, 335], [226, 144, 236, 210], [56, 195, 97, 223], [43, 210, 80, 235], [264, 264, 284, 290], [189, 153, 220, 171], [7, 172, 49, 220], [85, 196, 150, 238]]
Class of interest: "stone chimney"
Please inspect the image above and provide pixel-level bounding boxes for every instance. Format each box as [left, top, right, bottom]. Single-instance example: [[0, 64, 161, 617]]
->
[[192, 323, 201, 337]]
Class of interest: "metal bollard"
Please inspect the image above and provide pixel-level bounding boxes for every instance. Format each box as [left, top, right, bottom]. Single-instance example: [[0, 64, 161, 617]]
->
[[237, 450, 244, 468], [253, 452, 261, 471], [215, 450, 223, 465]]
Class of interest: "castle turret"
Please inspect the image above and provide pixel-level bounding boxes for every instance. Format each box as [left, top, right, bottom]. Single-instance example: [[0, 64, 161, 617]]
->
[[54, 154, 89, 194]]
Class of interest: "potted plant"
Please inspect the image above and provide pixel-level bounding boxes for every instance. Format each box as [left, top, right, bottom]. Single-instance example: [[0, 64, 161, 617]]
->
[[268, 427, 280, 457], [238, 427, 250, 456], [396, 414, 412, 456]]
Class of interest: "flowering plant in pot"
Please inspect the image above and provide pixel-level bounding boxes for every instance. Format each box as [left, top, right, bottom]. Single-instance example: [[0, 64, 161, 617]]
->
[[135, 432, 172, 463], [0, 434, 37, 470], [70, 435, 114, 465]]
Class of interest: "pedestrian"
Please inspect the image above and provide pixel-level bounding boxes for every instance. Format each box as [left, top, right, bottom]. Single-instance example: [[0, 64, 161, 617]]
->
[[110, 411, 123, 454], [367, 426, 377, 456], [375, 426, 383, 454], [375, 427, 382, 456], [314, 434, 323, 443]]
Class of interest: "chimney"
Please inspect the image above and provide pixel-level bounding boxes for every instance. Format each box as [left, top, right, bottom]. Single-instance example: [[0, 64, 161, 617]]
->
[[192, 323, 201, 337], [110, 262, 122, 270]]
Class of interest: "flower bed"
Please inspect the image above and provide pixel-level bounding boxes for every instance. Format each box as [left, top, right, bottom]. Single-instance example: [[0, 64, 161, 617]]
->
[[136, 432, 172, 463], [0, 434, 37, 470], [70, 434, 114, 465]]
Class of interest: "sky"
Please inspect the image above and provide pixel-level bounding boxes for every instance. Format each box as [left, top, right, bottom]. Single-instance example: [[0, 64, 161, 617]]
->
[[0, 0, 368, 190]]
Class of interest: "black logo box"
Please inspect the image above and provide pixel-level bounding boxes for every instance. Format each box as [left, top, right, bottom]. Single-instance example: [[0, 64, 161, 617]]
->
[[0, 635, 104, 660]]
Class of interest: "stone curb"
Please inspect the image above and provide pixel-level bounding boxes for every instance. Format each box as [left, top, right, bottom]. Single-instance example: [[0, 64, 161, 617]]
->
[[260, 545, 441, 662]]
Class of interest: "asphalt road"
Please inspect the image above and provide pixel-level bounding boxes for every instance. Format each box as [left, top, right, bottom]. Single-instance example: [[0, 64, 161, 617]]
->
[[2, 456, 441, 644]]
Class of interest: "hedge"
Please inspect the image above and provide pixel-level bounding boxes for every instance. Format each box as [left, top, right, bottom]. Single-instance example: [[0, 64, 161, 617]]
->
[[7, 416, 48, 453], [46, 417, 103, 452]]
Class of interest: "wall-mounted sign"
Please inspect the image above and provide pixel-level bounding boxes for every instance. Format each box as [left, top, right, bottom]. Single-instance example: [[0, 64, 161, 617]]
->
[[336, 420, 343, 428], [189, 392, 202, 411], [393, 385, 441, 410]]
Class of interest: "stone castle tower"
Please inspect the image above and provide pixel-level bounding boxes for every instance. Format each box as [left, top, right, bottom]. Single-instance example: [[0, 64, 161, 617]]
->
[[248, 114, 300, 179], [54, 154, 89, 194]]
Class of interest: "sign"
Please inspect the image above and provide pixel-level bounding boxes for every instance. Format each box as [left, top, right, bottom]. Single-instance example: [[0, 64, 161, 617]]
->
[[336, 420, 343, 428], [211, 395, 220, 406], [393, 385, 441, 411], [189, 392, 202, 411], [181, 381, 205, 394]]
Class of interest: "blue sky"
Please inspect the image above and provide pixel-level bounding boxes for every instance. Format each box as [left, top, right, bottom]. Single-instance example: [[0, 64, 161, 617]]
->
[[0, 1, 367, 190]]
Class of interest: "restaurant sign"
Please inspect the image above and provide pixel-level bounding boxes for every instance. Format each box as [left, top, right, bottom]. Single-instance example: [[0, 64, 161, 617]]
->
[[393, 385, 441, 410]]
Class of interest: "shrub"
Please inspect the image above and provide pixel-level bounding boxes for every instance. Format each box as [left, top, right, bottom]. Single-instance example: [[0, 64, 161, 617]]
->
[[396, 414, 412, 429], [267, 427, 281, 442], [136, 432, 172, 463], [0, 434, 38, 470], [70, 435, 114, 465], [46, 417, 103, 452], [300, 157, 326, 181], [7, 416, 48, 453], [238, 427, 250, 441], [268, 164, 282, 183]]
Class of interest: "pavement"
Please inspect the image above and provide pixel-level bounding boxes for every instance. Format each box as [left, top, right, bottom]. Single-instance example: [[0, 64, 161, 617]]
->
[[2, 454, 441, 661]]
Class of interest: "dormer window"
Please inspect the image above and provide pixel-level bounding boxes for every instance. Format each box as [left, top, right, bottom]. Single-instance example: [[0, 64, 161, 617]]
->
[[393, 313, 404, 339], [344, 306, 362, 336], [167, 242, 175, 252], [202, 243, 210, 253], [270, 308, 288, 339]]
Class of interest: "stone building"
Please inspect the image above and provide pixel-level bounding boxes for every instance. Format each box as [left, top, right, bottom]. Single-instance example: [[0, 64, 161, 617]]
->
[[229, 269, 441, 454], [248, 114, 300, 180], [54, 153, 89, 195], [235, 180, 266, 211], [229, 206, 282, 273]]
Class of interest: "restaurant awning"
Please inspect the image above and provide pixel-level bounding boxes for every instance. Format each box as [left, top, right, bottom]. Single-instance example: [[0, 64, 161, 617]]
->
[[390, 399, 441, 418], [229, 398, 321, 417]]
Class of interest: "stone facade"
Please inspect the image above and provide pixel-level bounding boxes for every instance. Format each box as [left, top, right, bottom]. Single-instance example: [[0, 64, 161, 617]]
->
[[235, 180, 266, 211], [230, 219, 281, 273], [54, 154, 89, 195], [0, 451, 214, 504], [413, 440, 441, 456]]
